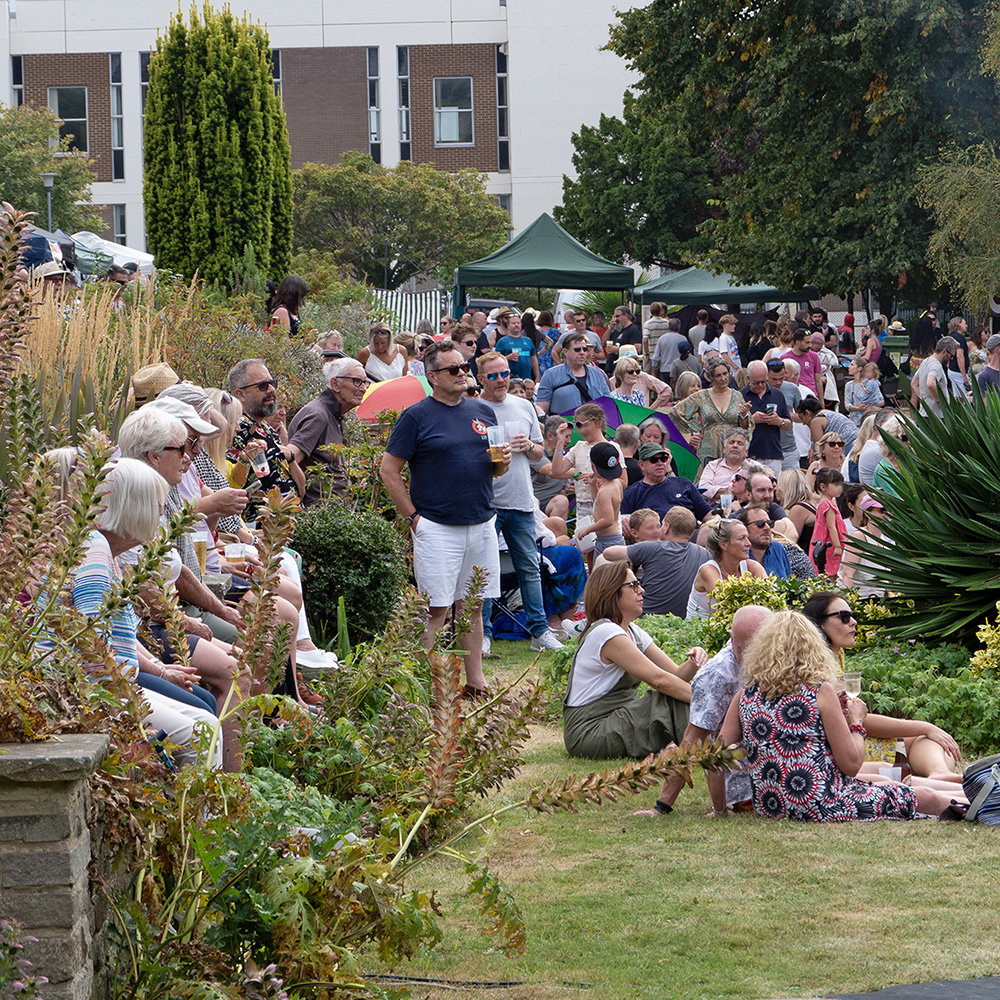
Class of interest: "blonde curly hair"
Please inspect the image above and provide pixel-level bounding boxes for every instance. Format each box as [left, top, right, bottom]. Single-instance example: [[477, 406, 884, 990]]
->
[[741, 610, 838, 698]]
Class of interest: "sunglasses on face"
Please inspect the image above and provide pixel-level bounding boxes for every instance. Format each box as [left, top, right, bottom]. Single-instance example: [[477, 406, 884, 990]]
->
[[484, 369, 511, 381], [749, 518, 775, 529], [822, 609, 856, 624], [570, 346, 588, 353], [462, 339, 477, 346], [733, 473, 747, 482], [161, 444, 186, 454], [574, 420, 592, 429], [827, 440, 845, 447], [432, 363, 472, 375], [644, 455, 668, 464], [239, 378, 278, 391], [622, 580, 642, 591]]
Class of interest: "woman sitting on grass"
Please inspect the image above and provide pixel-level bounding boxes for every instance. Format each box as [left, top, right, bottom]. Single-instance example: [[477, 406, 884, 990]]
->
[[719, 611, 959, 820], [563, 561, 707, 760]]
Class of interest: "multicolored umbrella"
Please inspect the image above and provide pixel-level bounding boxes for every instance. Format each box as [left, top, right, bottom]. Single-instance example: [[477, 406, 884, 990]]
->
[[356, 374, 431, 421], [560, 395, 699, 480]]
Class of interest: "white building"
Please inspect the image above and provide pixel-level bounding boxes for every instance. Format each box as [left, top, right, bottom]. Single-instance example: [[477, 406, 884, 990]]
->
[[0, 0, 637, 251]]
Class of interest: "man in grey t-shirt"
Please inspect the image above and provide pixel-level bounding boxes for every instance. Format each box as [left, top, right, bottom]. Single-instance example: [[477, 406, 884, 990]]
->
[[912, 336, 958, 417], [601, 507, 709, 617], [478, 352, 564, 653]]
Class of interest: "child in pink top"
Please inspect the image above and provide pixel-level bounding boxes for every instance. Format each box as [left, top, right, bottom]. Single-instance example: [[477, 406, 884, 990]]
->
[[810, 467, 847, 576]]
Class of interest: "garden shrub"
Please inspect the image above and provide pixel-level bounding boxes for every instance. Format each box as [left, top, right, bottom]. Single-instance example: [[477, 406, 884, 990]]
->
[[849, 639, 1000, 756], [291, 503, 407, 641]]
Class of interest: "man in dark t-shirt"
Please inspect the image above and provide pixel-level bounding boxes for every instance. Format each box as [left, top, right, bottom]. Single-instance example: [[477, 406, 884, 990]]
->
[[380, 341, 509, 697], [620, 442, 713, 521]]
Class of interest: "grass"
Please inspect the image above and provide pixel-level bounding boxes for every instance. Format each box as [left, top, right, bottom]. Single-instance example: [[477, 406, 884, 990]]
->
[[372, 638, 1000, 1000]]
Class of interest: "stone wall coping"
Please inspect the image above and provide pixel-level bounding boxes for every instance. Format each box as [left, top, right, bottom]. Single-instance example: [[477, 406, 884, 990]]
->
[[0, 735, 110, 782]]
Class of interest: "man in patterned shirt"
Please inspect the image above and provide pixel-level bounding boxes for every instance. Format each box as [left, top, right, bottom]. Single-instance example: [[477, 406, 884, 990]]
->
[[635, 605, 775, 818], [226, 358, 303, 517]]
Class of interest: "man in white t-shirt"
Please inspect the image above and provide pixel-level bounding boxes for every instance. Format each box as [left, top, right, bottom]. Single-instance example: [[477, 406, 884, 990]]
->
[[477, 351, 565, 653], [912, 336, 958, 417]]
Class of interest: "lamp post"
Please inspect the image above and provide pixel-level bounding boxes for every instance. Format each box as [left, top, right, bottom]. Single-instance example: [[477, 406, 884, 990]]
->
[[40, 172, 56, 231]]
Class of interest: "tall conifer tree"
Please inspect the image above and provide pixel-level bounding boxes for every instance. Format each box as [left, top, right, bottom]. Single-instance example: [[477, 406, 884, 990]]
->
[[143, 4, 292, 283]]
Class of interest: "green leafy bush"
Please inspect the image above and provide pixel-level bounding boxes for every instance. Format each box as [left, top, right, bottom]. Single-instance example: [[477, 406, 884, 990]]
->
[[848, 639, 1000, 756], [291, 503, 407, 641]]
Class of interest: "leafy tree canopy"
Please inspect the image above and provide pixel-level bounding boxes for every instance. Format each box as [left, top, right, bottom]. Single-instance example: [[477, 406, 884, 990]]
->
[[292, 152, 510, 289], [555, 101, 716, 268], [143, 3, 292, 284], [0, 105, 104, 234], [575, 0, 1000, 303]]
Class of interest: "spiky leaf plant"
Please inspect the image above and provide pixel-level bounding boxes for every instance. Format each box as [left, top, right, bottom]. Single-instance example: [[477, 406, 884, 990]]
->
[[853, 385, 1000, 640]]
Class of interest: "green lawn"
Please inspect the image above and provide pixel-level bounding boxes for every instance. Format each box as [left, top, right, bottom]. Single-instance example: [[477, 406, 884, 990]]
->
[[372, 639, 1000, 1000]]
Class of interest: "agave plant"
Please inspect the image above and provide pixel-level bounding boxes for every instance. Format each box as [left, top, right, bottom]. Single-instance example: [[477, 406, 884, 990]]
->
[[853, 385, 1000, 640]]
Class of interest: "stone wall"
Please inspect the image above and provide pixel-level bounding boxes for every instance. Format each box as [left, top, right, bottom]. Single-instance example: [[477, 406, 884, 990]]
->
[[0, 735, 111, 1000]]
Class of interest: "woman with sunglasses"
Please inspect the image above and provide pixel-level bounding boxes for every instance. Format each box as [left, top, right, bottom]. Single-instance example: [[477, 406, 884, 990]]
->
[[550, 404, 624, 527], [718, 610, 959, 821], [805, 430, 847, 492], [610, 356, 670, 409], [802, 593, 966, 787], [686, 518, 765, 619], [358, 322, 407, 382], [563, 561, 706, 759]]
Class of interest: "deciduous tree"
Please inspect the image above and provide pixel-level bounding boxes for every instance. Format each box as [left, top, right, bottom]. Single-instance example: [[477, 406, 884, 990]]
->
[[579, 0, 1000, 304], [556, 103, 716, 268], [292, 153, 510, 289], [0, 106, 104, 234], [143, 3, 292, 284]]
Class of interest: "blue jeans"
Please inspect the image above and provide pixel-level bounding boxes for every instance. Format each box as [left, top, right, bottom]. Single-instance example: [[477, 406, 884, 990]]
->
[[482, 507, 548, 639]]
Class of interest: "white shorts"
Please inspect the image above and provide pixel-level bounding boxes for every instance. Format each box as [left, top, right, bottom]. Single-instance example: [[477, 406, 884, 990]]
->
[[412, 515, 500, 607]]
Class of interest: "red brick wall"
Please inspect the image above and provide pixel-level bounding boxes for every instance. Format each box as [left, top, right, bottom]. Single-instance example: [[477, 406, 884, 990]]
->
[[22, 53, 112, 183], [282, 47, 369, 168], [409, 43, 497, 172]]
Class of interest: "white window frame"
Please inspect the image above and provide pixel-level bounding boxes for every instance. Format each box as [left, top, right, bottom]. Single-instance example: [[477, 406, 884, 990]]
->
[[48, 85, 89, 154], [433, 77, 474, 147]]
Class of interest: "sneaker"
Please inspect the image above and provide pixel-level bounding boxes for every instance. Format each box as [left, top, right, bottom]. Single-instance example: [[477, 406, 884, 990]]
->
[[296, 646, 340, 670], [530, 630, 565, 652], [561, 617, 588, 637], [549, 627, 570, 641]]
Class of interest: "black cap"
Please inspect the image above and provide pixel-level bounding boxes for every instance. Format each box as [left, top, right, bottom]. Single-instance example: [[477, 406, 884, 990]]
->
[[591, 441, 624, 479]]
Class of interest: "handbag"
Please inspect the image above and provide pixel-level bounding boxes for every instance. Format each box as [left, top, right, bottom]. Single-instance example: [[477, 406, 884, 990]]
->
[[963, 753, 1000, 825]]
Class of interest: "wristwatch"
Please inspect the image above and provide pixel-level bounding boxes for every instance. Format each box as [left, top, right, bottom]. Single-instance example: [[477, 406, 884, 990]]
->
[[404, 512, 419, 525]]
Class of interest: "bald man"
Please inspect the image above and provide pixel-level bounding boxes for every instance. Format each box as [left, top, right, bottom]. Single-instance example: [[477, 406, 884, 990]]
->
[[636, 605, 776, 818]]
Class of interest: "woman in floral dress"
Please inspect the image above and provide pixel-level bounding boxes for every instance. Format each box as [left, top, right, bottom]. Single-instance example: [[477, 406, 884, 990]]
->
[[669, 359, 752, 465], [719, 611, 956, 821]]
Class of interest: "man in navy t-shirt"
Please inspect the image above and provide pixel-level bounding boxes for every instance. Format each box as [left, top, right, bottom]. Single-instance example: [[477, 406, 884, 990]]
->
[[380, 341, 510, 698], [620, 442, 713, 521]]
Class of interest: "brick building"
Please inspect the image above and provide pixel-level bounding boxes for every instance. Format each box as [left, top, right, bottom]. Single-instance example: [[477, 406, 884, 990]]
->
[[0, 1, 636, 253]]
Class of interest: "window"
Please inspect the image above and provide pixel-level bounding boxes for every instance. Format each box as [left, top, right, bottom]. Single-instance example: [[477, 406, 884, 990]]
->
[[110, 53, 124, 180], [140, 51, 150, 116], [496, 46, 509, 171], [271, 50, 281, 99], [48, 87, 88, 153], [397, 46, 410, 161], [367, 46, 381, 164], [434, 77, 473, 145], [112, 205, 127, 246], [11, 56, 23, 107]]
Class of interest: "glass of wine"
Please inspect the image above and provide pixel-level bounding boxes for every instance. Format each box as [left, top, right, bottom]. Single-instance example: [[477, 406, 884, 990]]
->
[[843, 671, 863, 699]]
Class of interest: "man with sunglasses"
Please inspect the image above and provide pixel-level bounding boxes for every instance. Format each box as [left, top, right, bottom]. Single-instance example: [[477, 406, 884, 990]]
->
[[380, 340, 510, 697], [536, 331, 611, 415], [736, 505, 792, 578], [620, 441, 712, 522], [288, 357, 369, 505], [476, 353, 564, 653], [227, 359, 300, 520]]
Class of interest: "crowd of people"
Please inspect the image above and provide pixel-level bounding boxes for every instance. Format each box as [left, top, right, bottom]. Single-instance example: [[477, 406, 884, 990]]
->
[[367, 300, 981, 825], [37, 266, 983, 823]]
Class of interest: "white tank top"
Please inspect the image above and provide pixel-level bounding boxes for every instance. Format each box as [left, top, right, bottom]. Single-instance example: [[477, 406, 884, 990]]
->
[[685, 559, 749, 619]]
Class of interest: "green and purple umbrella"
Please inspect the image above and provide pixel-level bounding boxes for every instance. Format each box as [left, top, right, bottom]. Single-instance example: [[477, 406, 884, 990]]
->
[[560, 395, 699, 480]]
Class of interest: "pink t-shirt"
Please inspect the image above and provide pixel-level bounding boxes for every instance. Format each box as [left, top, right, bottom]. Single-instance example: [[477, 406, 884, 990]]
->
[[782, 349, 821, 394]]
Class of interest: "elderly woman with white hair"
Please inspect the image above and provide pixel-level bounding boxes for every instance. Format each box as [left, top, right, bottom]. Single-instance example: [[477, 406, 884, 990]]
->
[[63, 457, 223, 770]]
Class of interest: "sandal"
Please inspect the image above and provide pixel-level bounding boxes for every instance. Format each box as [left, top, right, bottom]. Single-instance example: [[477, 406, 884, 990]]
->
[[938, 799, 969, 821], [462, 684, 492, 702]]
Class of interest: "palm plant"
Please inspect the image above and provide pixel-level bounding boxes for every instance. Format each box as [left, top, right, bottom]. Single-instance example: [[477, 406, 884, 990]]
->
[[853, 385, 1000, 640]]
